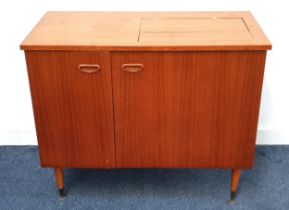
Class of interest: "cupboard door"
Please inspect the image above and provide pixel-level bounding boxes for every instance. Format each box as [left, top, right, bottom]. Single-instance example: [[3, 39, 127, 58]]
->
[[111, 51, 266, 168], [25, 51, 115, 168]]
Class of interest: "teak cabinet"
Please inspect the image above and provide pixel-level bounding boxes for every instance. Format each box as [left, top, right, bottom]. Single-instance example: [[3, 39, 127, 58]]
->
[[21, 12, 271, 201]]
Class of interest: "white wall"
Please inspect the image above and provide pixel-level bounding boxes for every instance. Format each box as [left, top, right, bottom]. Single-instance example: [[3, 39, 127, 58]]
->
[[0, 0, 288, 145]]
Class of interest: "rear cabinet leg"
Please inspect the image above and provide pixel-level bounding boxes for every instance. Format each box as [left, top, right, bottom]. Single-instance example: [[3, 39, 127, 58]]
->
[[229, 169, 242, 203], [54, 168, 65, 200]]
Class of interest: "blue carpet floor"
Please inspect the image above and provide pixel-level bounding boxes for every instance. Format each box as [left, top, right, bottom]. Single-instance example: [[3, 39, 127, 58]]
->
[[0, 146, 289, 210]]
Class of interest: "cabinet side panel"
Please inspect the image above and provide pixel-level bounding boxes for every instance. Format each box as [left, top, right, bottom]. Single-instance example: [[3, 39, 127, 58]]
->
[[25, 51, 115, 168], [111, 51, 266, 168]]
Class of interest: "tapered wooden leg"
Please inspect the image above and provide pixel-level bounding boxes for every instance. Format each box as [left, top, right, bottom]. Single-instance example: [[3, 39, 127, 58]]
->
[[229, 169, 241, 203], [54, 168, 65, 200]]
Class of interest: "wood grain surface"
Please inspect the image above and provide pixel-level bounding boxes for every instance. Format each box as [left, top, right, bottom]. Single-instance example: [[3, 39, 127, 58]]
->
[[111, 51, 266, 168], [25, 51, 115, 168], [20, 12, 271, 51]]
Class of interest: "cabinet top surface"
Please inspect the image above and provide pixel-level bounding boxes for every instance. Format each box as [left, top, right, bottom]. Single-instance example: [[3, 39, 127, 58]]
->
[[20, 12, 271, 51]]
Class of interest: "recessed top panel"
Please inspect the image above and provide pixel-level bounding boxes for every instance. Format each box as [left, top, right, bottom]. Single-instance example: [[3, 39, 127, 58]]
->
[[20, 12, 271, 51], [141, 18, 248, 32], [139, 18, 252, 42]]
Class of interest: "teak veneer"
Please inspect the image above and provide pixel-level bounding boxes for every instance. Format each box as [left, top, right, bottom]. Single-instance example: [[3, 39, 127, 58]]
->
[[21, 12, 271, 202]]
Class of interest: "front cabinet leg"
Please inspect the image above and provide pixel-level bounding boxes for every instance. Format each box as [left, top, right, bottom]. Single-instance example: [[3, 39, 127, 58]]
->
[[54, 168, 65, 200], [229, 169, 241, 203]]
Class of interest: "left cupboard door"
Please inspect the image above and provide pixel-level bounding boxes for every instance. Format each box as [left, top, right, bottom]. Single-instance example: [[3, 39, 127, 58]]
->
[[25, 51, 115, 168]]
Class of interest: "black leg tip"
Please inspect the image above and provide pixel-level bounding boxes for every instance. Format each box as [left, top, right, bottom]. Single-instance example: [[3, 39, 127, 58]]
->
[[230, 191, 237, 200], [58, 189, 65, 200], [228, 191, 237, 204]]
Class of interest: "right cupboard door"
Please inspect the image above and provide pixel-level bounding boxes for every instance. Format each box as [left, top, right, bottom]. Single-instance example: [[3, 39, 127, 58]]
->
[[111, 51, 266, 168]]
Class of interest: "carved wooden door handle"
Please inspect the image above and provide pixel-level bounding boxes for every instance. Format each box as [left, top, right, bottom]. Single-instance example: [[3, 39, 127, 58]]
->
[[122, 64, 144, 73], [78, 64, 100, 73]]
